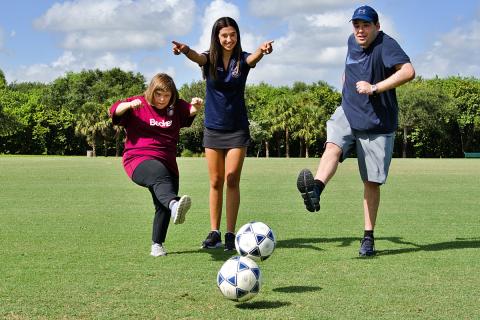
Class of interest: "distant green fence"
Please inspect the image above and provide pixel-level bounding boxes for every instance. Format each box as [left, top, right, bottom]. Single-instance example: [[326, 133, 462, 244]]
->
[[464, 152, 480, 158]]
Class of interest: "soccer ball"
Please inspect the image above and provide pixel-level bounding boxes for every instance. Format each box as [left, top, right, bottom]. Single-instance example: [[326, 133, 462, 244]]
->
[[235, 221, 276, 261], [217, 256, 261, 302]]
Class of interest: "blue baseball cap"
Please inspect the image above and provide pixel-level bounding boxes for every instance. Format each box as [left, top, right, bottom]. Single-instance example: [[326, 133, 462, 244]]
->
[[351, 5, 378, 23]]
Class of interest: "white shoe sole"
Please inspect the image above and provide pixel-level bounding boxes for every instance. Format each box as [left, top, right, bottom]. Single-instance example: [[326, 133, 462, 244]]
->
[[150, 251, 167, 257], [201, 242, 223, 249], [173, 195, 191, 225]]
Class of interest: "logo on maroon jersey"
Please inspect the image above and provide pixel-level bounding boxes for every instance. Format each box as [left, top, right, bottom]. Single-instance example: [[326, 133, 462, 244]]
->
[[150, 119, 172, 128]]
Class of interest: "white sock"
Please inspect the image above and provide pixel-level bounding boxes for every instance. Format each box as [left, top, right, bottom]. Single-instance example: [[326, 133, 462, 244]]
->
[[168, 200, 177, 210]]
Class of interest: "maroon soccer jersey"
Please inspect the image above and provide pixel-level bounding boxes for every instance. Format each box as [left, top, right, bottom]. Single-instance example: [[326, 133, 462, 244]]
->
[[110, 95, 194, 178]]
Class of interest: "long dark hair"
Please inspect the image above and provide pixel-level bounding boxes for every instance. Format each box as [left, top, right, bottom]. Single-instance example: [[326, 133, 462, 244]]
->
[[204, 17, 242, 80]]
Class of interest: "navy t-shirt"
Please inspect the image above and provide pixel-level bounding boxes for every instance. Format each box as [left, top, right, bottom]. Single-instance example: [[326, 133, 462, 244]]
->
[[202, 51, 251, 130], [342, 31, 410, 133]]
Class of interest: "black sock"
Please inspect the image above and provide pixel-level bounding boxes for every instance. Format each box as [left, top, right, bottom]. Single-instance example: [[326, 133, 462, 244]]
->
[[364, 230, 374, 239], [313, 179, 325, 195]]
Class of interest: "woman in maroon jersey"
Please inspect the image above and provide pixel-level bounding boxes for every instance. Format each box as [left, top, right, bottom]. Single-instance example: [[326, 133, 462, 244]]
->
[[109, 73, 203, 257]]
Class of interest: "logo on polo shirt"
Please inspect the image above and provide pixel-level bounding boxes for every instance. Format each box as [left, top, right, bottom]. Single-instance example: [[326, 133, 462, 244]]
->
[[150, 118, 172, 128]]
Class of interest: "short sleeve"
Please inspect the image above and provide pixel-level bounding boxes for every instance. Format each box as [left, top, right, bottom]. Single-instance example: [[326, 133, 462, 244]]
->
[[109, 96, 142, 126], [382, 36, 410, 69], [176, 99, 195, 128]]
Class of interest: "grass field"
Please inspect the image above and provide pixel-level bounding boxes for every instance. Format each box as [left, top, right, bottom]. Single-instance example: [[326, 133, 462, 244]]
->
[[1, 156, 479, 319]]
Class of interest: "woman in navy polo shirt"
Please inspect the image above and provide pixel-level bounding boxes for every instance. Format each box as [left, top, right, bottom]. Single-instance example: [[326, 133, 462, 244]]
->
[[172, 17, 273, 250]]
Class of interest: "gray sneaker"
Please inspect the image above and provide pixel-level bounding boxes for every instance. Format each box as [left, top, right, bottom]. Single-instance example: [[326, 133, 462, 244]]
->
[[171, 195, 191, 225], [297, 169, 320, 212], [151, 243, 167, 257]]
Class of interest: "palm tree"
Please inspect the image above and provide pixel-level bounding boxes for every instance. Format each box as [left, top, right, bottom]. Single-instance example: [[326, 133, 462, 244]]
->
[[268, 88, 297, 157], [291, 91, 325, 158], [74, 102, 105, 157]]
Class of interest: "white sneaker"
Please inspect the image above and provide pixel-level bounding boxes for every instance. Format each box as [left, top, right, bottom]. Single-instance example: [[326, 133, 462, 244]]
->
[[171, 195, 191, 225], [150, 243, 167, 257]]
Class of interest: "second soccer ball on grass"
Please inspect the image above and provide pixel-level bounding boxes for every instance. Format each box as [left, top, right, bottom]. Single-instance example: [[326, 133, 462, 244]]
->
[[235, 221, 276, 261]]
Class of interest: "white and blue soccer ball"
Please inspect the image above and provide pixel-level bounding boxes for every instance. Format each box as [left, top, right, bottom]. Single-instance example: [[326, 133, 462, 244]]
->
[[217, 256, 262, 302], [235, 221, 276, 261]]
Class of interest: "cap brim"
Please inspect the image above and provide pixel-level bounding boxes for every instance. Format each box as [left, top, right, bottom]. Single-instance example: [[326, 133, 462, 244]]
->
[[350, 15, 374, 22]]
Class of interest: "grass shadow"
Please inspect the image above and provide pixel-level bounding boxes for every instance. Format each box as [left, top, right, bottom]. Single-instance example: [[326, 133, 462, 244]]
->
[[277, 236, 480, 257], [276, 236, 358, 251], [377, 237, 480, 256], [171, 237, 480, 258], [236, 300, 291, 309], [273, 285, 322, 293], [170, 247, 237, 261]]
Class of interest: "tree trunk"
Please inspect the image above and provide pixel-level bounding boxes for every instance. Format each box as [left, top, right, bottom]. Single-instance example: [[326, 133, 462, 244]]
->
[[115, 129, 121, 157], [299, 139, 304, 158], [402, 127, 408, 158], [285, 128, 290, 158], [459, 125, 465, 154], [265, 141, 269, 158], [276, 136, 281, 157], [91, 133, 97, 157], [306, 145, 309, 158]]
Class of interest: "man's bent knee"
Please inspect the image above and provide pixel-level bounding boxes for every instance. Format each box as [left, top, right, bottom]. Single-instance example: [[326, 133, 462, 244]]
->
[[324, 142, 342, 158]]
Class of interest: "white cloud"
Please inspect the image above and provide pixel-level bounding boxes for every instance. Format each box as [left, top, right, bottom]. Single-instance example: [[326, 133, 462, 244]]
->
[[415, 19, 480, 79], [414, 19, 480, 78], [194, 0, 240, 52], [51, 51, 76, 68], [248, 0, 362, 17], [92, 52, 137, 70], [8, 51, 137, 83], [62, 30, 166, 51], [10, 0, 198, 83], [143, 65, 176, 85], [34, 0, 196, 52], [6, 62, 65, 84], [244, 10, 352, 88]]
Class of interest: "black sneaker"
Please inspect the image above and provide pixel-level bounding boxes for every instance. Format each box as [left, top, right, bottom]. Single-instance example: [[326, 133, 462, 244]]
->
[[359, 236, 376, 257], [224, 232, 235, 251], [297, 169, 320, 212], [201, 231, 222, 249]]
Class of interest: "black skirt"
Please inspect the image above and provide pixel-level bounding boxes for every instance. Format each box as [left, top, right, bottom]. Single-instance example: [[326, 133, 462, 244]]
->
[[203, 127, 251, 149]]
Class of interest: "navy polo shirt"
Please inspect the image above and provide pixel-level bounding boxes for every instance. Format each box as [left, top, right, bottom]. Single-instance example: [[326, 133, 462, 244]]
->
[[342, 31, 410, 133], [202, 51, 251, 130]]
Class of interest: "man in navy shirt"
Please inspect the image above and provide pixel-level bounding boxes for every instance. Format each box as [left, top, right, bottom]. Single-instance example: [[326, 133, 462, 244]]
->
[[297, 5, 415, 256]]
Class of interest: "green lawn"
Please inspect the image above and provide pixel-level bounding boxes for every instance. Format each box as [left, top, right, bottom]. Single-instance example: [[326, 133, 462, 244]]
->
[[1, 156, 479, 319]]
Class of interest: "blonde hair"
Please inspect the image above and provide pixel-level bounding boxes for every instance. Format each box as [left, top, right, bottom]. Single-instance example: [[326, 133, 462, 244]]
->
[[144, 73, 178, 107]]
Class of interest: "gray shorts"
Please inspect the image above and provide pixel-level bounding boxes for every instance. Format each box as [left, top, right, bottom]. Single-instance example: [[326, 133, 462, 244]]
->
[[203, 127, 250, 149], [326, 106, 395, 184]]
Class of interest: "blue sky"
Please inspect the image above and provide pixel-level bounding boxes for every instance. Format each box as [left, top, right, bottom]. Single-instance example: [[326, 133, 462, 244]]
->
[[0, 0, 479, 90]]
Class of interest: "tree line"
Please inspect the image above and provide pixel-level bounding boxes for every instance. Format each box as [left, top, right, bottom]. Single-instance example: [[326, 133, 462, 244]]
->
[[0, 68, 479, 158]]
